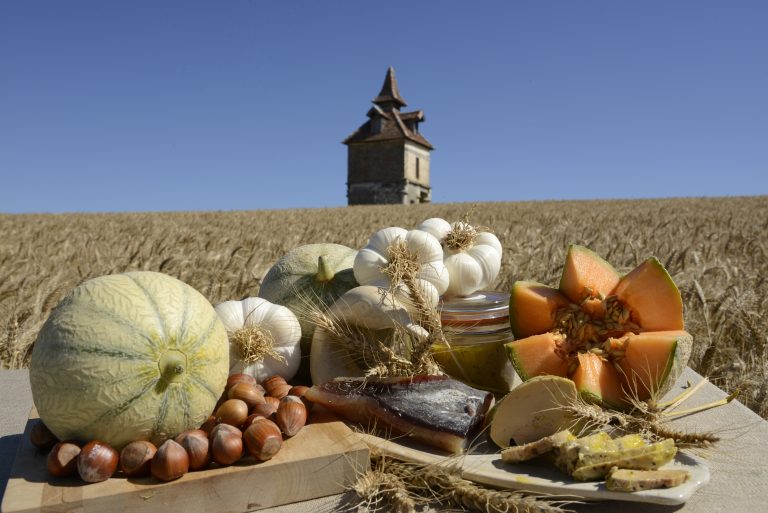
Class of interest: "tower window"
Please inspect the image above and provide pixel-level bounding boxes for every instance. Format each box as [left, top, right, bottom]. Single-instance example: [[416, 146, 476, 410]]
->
[[416, 158, 420, 179], [371, 117, 381, 134]]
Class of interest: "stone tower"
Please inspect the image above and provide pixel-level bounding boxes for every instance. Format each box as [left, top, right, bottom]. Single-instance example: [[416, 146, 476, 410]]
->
[[343, 67, 433, 205]]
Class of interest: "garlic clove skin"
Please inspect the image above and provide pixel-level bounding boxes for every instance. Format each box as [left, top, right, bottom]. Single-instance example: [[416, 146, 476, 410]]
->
[[175, 430, 211, 471], [416, 218, 452, 241], [353, 227, 449, 297], [417, 218, 502, 298], [244, 419, 283, 461], [216, 298, 302, 383], [47, 441, 81, 477], [276, 396, 307, 437], [210, 424, 243, 466], [77, 440, 119, 483], [120, 440, 157, 478], [151, 439, 189, 482]]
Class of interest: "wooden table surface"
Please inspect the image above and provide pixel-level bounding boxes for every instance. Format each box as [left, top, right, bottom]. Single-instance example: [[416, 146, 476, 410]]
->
[[2, 368, 767, 513]]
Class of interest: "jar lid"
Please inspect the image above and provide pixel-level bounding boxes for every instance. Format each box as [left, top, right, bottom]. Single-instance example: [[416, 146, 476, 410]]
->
[[440, 291, 510, 328]]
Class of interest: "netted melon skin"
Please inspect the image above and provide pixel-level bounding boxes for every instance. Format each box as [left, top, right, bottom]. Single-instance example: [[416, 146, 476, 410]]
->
[[29, 272, 229, 450]]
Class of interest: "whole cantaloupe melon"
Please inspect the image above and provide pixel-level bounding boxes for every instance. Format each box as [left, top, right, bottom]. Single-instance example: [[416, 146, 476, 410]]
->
[[29, 271, 229, 449]]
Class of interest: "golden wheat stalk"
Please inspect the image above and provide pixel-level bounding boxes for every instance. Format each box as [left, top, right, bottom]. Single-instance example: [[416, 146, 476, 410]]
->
[[362, 455, 573, 513]]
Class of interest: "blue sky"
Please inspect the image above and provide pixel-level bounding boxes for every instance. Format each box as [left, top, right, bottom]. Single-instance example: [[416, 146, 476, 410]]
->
[[1, 1, 766, 213]]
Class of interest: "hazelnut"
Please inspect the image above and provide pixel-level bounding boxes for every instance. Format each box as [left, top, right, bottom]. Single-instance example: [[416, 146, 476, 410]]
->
[[30, 420, 59, 452], [226, 373, 256, 392], [77, 440, 119, 483], [288, 385, 313, 411], [227, 382, 266, 409], [120, 440, 157, 478], [251, 400, 278, 420], [242, 413, 267, 430], [47, 441, 81, 477], [210, 424, 243, 466], [244, 418, 283, 461], [175, 430, 211, 471], [276, 396, 307, 437], [262, 375, 289, 398], [199, 415, 218, 435], [215, 399, 249, 427], [151, 439, 189, 482]]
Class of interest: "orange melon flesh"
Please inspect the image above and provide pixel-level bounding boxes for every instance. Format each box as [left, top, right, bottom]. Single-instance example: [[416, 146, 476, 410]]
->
[[613, 258, 684, 331], [559, 245, 620, 304], [505, 333, 569, 381], [618, 330, 691, 401], [572, 352, 627, 408], [509, 281, 570, 338]]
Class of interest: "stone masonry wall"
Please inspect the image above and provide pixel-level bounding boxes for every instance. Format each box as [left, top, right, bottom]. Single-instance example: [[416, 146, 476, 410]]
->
[[347, 141, 404, 184]]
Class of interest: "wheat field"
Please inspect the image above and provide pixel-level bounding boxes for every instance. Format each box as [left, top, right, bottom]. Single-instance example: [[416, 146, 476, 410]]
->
[[1, 196, 766, 417]]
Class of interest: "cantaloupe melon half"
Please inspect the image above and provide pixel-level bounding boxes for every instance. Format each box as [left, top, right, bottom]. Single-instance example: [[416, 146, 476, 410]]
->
[[613, 257, 684, 331], [505, 330, 692, 408], [505, 332, 570, 381], [508, 281, 570, 338], [571, 352, 628, 409], [618, 330, 692, 401], [559, 245, 620, 304]]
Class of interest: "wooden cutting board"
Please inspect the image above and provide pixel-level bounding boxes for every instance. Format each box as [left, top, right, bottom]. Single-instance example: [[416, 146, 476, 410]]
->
[[1, 410, 369, 513]]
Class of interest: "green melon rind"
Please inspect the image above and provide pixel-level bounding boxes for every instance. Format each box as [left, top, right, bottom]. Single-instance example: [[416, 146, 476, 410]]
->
[[29, 272, 229, 450], [508, 280, 569, 339], [558, 244, 620, 303], [666, 332, 692, 393], [504, 342, 530, 382], [259, 243, 359, 343]]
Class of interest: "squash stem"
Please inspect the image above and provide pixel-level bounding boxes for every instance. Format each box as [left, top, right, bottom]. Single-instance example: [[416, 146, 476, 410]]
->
[[316, 256, 335, 282], [159, 350, 188, 383]]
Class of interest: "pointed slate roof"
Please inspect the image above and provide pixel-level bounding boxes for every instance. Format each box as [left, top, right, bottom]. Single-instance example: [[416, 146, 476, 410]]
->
[[342, 109, 433, 149], [343, 68, 432, 149], [372, 66, 407, 110]]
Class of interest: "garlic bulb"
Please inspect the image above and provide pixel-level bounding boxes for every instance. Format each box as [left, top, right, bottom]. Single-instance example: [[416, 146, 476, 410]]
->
[[353, 226, 449, 307], [214, 297, 301, 382], [309, 285, 429, 384], [417, 218, 502, 297]]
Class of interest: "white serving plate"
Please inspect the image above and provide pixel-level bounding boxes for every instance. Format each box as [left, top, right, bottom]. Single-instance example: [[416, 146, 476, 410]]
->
[[358, 432, 710, 506]]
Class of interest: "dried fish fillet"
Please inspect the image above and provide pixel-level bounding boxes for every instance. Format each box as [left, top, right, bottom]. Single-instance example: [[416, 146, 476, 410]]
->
[[305, 375, 494, 453]]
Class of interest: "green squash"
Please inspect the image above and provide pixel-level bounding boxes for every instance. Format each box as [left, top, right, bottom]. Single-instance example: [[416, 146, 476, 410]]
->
[[29, 271, 229, 449], [258, 243, 358, 381]]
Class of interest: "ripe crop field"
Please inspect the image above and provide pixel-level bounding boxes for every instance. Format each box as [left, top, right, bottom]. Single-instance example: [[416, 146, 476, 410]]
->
[[1, 196, 766, 417]]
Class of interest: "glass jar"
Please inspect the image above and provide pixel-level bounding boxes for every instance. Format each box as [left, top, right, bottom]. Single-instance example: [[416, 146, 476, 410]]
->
[[431, 291, 520, 395]]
